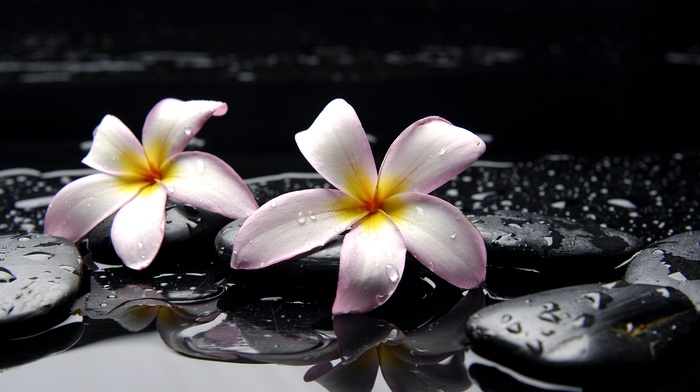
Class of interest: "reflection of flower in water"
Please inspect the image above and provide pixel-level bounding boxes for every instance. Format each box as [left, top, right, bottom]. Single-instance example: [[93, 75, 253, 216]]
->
[[305, 291, 483, 391]]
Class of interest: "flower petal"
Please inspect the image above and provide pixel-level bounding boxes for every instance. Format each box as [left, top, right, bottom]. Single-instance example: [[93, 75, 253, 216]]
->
[[232, 189, 366, 270], [333, 212, 406, 315], [382, 192, 486, 289], [161, 151, 258, 219], [110, 183, 168, 270], [82, 115, 151, 178], [295, 99, 378, 201], [377, 116, 485, 198], [142, 98, 228, 167], [44, 173, 142, 241]]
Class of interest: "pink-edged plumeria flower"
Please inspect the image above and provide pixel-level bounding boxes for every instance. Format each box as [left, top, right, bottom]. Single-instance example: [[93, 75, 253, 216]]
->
[[232, 98, 487, 314], [44, 98, 259, 270]]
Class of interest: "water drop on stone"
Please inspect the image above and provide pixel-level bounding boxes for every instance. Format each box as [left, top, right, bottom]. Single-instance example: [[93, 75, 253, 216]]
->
[[0, 267, 16, 283], [506, 322, 522, 333], [385, 264, 399, 282]]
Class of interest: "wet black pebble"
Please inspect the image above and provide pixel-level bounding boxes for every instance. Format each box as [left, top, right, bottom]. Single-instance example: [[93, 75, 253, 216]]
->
[[470, 210, 644, 270], [0, 233, 83, 338], [465, 280, 699, 384], [87, 198, 231, 262], [624, 230, 700, 310]]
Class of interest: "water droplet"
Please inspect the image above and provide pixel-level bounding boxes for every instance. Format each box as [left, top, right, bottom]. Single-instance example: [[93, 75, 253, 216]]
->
[[416, 206, 424, 215], [308, 211, 316, 220], [448, 231, 457, 239], [538, 312, 561, 324], [438, 147, 447, 156], [270, 200, 277, 208], [23, 251, 55, 261], [501, 314, 512, 323], [58, 265, 79, 276], [385, 264, 399, 282], [297, 211, 306, 225], [0, 267, 16, 283], [506, 322, 522, 333], [574, 313, 594, 328], [184, 126, 193, 136], [136, 242, 144, 248]]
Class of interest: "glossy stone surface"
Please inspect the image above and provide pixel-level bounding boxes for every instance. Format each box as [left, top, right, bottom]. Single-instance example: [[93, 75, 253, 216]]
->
[[0, 233, 83, 338], [465, 280, 699, 384], [624, 230, 700, 310]]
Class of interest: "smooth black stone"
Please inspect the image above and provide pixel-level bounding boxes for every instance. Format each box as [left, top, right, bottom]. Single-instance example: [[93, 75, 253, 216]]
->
[[87, 198, 231, 263], [465, 280, 699, 384], [469, 210, 644, 270], [624, 231, 700, 310], [0, 233, 83, 338]]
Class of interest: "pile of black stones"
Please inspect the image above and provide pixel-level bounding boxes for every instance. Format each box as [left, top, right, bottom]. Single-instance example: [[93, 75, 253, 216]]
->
[[1, 149, 699, 390]]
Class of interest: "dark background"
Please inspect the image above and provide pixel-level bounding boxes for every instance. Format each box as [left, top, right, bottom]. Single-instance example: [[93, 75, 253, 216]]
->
[[2, 0, 699, 177]]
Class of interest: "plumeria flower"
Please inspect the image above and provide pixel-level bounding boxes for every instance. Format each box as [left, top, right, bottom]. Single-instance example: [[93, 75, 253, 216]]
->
[[45, 98, 259, 270], [232, 98, 487, 314]]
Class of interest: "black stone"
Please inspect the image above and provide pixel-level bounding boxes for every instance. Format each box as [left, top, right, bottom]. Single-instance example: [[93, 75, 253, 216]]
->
[[0, 233, 83, 338], [465, 280, 699, 385], [470, 210, 644, 269], [87, 198, 231, 263], [624, 231, 700, 310]]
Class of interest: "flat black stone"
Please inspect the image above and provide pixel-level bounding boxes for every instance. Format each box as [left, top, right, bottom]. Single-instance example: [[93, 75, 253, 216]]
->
[[465, 280, 699, 385], [624, 231, 700, 310], [0, 233, 83, 338], [470, 210, 644, 269]]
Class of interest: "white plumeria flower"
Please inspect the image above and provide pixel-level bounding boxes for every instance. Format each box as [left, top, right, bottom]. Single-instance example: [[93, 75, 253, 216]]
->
[[232, 98, 487, 315], [45, 98, 259, 270]]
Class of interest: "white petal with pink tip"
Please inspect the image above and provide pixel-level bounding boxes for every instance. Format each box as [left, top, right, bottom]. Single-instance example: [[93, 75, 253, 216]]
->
[[383, 192, 486, 289]]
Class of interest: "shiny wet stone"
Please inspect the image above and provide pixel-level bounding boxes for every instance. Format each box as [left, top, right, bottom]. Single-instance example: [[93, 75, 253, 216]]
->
[[624, 231, 700, 310], [0, 233, 83, 338], [470, 210, 644, 269], [465, 280, 699, 384], [87, 198, 231, 265]]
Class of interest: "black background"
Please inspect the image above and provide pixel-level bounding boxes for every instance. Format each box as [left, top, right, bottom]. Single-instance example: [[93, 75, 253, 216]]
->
[[2, 0, 699, 177]]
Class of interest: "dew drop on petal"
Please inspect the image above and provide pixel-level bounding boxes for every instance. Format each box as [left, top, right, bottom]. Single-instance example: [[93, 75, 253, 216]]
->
[[438, 147, 447, 156], [184, 126, 193, 136], [448, 231, 457, 239], [385, 264, 399, 283], [270, 200, 277, 208]]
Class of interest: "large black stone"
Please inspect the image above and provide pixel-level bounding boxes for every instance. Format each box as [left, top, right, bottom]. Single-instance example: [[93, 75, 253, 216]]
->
[[0, 233, 83, 338], [624, 231, 700, 310], [470, 210, 644, 269], [465, 280, 699, 385]]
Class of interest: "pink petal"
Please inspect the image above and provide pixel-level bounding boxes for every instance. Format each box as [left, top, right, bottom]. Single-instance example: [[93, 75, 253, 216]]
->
[[295, 99, 378, 201], [82, 115, 151, 178], [332, 212, 407, 315], [232, 188, 367, 270], [141, 98, 228, 167], [110, 183, 168, 270], [377, 117, 486, 198], [383, 192, 486, 289], [161, 151, 258, 219], [44, 173, 142, 242]]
